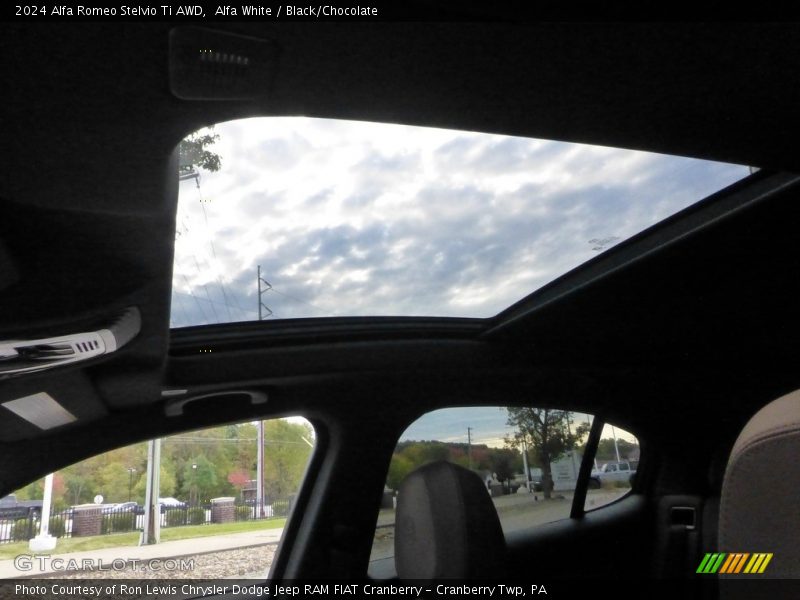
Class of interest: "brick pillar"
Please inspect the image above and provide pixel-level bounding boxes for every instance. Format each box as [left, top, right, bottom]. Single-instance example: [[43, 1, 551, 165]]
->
[[210, 497, 235, 524], [72, 505, 103, 537]]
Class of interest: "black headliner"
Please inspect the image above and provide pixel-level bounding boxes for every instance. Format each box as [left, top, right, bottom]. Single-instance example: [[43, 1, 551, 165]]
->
[[0, 22, 799, 492]]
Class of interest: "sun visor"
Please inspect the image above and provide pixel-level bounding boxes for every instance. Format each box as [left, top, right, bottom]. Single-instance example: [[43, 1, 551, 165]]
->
[[0, 370, 107, 441]]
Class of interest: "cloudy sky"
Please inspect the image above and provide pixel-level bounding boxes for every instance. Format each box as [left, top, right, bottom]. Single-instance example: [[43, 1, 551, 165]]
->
[[170, 117, 749, 327]]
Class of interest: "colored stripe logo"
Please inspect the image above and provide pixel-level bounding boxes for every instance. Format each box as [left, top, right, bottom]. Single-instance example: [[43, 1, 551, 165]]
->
[[697, 553, 773, 574]]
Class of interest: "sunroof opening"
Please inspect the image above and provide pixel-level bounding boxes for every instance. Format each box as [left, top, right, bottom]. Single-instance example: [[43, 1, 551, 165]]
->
[[170, 117, 749, 327]]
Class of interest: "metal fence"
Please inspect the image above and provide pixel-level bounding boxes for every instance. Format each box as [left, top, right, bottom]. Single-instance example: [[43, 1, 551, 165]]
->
[[0, 498, 292, 544], [160, 498, 292, 528]]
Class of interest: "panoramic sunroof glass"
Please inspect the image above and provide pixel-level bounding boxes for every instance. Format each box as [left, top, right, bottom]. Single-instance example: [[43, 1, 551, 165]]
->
[[170, 117, 749, 327]]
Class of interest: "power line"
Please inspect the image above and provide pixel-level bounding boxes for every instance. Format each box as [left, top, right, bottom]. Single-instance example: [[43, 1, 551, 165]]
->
[[179, 179, 323, 323], [196, 254, 254, 322], [172, 292, 192, 327], [258, 265, 330, 318], [173, 290, 256, 318], [180, 173, 242, 322], [195, 178, 242, 321], [191, 255, 220, 323], [268, 287, 330, 316], [180, 275, 210, 324]]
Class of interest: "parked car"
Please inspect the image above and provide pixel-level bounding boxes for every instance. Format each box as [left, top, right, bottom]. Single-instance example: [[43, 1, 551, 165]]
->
[[512, 472, 544, 493], [158, 498, 187, 509], [102, 502, 140, 514], [589, 461, 637, 489]]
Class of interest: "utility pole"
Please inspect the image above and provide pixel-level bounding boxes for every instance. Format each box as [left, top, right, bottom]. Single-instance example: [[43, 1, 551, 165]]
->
[[29, 473, 56, 551], [141, 439, 161, 545], [467, 427, 473, 470], [256, 420, 265, 518], [611, 425, 621, 463], [521, 437, 531, 492], [588, 414, 598, 469], [257, 265, 272, 319], [256, 265, 269, 518], [127, 467, 136, 502]]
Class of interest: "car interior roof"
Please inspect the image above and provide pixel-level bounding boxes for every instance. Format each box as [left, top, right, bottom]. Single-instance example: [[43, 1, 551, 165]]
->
[[1, 22, 799, 498]]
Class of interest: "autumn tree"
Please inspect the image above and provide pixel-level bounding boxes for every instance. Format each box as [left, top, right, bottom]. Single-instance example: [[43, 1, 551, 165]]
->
[[385, 441, 518, 492], [10, 419, 312, 510], [227, 469, 251, 501]]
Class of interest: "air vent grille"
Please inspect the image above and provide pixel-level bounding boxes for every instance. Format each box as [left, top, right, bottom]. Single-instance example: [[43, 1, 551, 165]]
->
[[169, 27, 279, 100], [19, 343, 75, 359], [0, 307, 140, 377]]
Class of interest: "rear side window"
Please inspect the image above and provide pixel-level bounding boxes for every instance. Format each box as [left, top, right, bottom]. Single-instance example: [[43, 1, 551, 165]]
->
[[584, 424, 640, 512], [0, 417, 315, 580], [369, 406, 598, 577]]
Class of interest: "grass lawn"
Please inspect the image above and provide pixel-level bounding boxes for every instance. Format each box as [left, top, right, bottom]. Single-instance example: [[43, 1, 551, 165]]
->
[[0, 518, 285, 560]]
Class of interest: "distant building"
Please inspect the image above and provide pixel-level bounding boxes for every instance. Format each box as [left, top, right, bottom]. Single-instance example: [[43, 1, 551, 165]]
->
[[0, 494, 42, 509], [241, 480, 257, 502], [551, 450, 582, 491]]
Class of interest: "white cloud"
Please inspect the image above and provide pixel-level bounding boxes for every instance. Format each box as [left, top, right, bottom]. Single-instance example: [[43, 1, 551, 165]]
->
[[171, 117, 749, 326]]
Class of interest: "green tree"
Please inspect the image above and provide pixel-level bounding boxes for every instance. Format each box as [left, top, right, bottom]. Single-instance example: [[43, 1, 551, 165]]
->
[[233, 422, 258, 472], [395, 441, 450, 467], [183, 455, 217, 505], [13, 480, 42, 502], [96, 462, 133, 503], [489, 449, 517, 492], [505, 409, 589, 499], [262, 420, 314, 499], [9, 419, 314, 510], [386, 454, 414, 491], [596, 437, 639, 463], [179, 129, 222, 174], [133, 464, 176, 503]]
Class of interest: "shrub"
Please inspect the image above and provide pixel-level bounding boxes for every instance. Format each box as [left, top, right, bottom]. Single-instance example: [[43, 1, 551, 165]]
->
[[48, 516, 66, 538], [102, 512, 135, 534], [11, 518, 33, 541], [235, 506, 251, 521], [165, 509, 186, 527], [272, 500, 290, 518], [187, 507, 205, 525]]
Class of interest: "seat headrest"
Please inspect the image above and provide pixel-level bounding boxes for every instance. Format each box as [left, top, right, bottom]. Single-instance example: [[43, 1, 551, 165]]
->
[[394, 460, 505, 579], [719, 388, 800, 579]]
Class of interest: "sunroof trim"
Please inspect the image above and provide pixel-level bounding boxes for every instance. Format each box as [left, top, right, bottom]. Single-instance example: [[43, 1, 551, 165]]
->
[[485, 170, 800, 337]]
